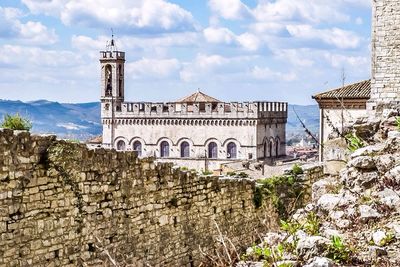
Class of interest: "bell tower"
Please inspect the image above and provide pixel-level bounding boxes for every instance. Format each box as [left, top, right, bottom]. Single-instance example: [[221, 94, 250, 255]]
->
[[100, 35, 125, 148]]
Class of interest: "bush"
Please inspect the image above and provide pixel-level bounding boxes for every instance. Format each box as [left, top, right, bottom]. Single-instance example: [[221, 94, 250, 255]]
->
[[326, 236, 352, 263], [345, 133, 365, 152], [291, 164, 303, 175], [1, 113, 32, 131]]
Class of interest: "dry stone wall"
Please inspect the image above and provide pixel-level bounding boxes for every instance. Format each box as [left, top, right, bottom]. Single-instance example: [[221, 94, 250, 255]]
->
[[0, 129, 278, 267]]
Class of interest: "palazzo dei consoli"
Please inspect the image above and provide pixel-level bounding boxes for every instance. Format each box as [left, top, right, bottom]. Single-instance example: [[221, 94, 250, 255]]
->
[[100, 40, 288, 170]]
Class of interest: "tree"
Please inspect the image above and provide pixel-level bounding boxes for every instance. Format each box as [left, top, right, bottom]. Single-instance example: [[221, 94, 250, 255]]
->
[[1, 113, 32, 131]]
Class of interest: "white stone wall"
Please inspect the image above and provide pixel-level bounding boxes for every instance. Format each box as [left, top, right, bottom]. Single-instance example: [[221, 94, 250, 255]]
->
[[111, 122, 257, 159], [369, 0, 400, 109], [322, 109, 366, 142]]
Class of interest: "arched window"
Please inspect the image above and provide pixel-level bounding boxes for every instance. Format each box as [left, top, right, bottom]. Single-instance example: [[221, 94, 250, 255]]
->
[[227, 142, 237, 159], [133, 141, 142, 157], [160, 141, 169, 158], [105, 65, 112, 96], [208, 142, 218, 159], [180, 142, 190, 158], [269, 141, 273, 158], [275, 138, 280, 157], [117, 140, 126, 151], [264, 142, 268, 158]]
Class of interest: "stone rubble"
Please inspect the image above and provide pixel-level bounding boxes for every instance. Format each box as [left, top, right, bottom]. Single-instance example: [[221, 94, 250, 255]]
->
[[238, 110, 400, 266]]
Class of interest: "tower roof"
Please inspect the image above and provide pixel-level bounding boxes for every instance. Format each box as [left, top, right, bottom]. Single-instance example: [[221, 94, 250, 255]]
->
[[176, 90, 221, 103]]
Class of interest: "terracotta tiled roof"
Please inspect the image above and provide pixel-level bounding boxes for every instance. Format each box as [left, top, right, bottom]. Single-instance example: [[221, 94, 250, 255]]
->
[[87, 135, 102, 144], [313, 80, 371, 100], [176, 90, 221, 103]]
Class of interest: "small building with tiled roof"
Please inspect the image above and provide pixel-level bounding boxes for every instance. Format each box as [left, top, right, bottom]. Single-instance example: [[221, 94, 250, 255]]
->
[[176, 90, 221, 103], [312, 79, 371, 171]]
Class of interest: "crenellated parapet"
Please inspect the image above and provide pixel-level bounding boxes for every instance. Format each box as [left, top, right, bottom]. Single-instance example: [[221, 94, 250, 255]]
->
[[102, 101, 288, 120]]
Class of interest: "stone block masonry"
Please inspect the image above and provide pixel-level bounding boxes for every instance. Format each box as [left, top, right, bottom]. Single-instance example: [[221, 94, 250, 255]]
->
[[370, 0, 400, 110], [0, 129, 278, 267]]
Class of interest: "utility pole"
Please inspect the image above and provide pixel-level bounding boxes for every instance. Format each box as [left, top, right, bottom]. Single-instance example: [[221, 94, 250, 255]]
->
[[341, 68, 346, 134]]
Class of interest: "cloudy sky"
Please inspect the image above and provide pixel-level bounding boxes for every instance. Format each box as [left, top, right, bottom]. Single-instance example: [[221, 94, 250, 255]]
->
[[0, 0, 371, 104]]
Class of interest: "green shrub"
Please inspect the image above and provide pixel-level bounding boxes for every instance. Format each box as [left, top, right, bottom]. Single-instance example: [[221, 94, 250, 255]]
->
[[396, 117, 400, 131], [291, 164, 303, 175], [327, 236, 352, 263], [303, 212, 320, 235], [202, 170, 213, 175], [180, 166, 188, 171], [280, 219, 301, 235], [345, 133, 365, 152], [1, 113, 32, 131]]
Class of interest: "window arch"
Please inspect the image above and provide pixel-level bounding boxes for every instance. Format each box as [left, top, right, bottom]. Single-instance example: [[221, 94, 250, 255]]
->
[[227, 142, 237, 159], [105, 65, 112, 96], [180, 142, 190, 158], [160, 141, 169, 158], [116, 140, 126, 151], [133, 141, 142, 157], [208, 142, 218, 159]]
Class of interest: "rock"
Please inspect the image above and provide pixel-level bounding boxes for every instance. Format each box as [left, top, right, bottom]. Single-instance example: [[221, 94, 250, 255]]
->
[[375, 154, 396, 174], [262, 232, 285, 247], [348, 156, 376, 170], [317, 193, 356, 212], [303, 256, 336, 267], [312, 177, 338, 202], [376, 188, 400, 210], [350, 143, 385, 159], [382, 109, 398, 119], [358, 172, 379, 188], [296, 236, 330, 260], [236, 262, 264, 267], [385, 166, 400, 182], [369, 246, 388, 257], [320, 227, 342, 239], [388, 131, 400, 140], [359, 205, 382, 220], [372, 230, 387, 246]]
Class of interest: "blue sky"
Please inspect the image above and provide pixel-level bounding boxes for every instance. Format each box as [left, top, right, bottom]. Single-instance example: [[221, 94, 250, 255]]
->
[[0, 0, 371, 104]]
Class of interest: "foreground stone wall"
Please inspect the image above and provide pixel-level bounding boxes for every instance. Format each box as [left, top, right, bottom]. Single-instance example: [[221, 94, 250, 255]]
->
[[370, 0, 400, 110], [0, 129, 277, 267]]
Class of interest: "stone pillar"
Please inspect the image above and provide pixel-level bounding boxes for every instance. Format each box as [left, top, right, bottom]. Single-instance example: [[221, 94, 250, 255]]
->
[[368, 0, 400, 111]]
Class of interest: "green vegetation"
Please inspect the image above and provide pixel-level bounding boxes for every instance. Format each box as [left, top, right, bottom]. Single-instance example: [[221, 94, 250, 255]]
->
[[242, 244, 284, 265], [0, 113, 32, 131], [345, 133, 365, 152], [180, 166, 189, 171], [396, 117, 400, 131], [303, 212, 321, 235], [202, 170, 213, 176], [291, 163, 304, 175], [380, 231, 395, 246], [253, 164, 304, 218], [326, 236, 352, 263]]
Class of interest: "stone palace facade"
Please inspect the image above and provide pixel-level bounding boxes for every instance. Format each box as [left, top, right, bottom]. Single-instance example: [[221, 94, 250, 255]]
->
[[100, 41, 288, 170]]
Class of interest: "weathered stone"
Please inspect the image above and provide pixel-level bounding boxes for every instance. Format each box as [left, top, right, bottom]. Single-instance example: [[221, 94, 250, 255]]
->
[[359, 205, 382, 220], [369, 246, 388, 258], [372, 230, 388, 246], [296, 236, 330, 260], [317, 193, 356, 212], [303, 256, 336, 267], [348, 156, 376, 170]]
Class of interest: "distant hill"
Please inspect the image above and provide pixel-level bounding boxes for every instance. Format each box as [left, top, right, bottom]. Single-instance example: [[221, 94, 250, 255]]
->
[[0, 100, 319, 141], [0, 100, 101, 140]]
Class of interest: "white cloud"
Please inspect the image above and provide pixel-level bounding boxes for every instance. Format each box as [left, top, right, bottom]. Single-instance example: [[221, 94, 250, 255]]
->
[[126, 58, 181, 80], [22, 0, 196, 33], [286, 24, 361, 49], [203, 27, 261, 51], [203, 27, 235, 44], [323, 52, 369, 69], [275, 49, 314, 67], [208, 0, 250, 20], [250, 66, 297, 81], [0, 45, 81, 67], [0, 7, 57, 45]]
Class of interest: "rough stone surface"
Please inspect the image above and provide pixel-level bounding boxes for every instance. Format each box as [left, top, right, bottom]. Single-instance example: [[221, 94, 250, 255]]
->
[[0, 130, 278, 267], [303, 257, 336, 267]]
